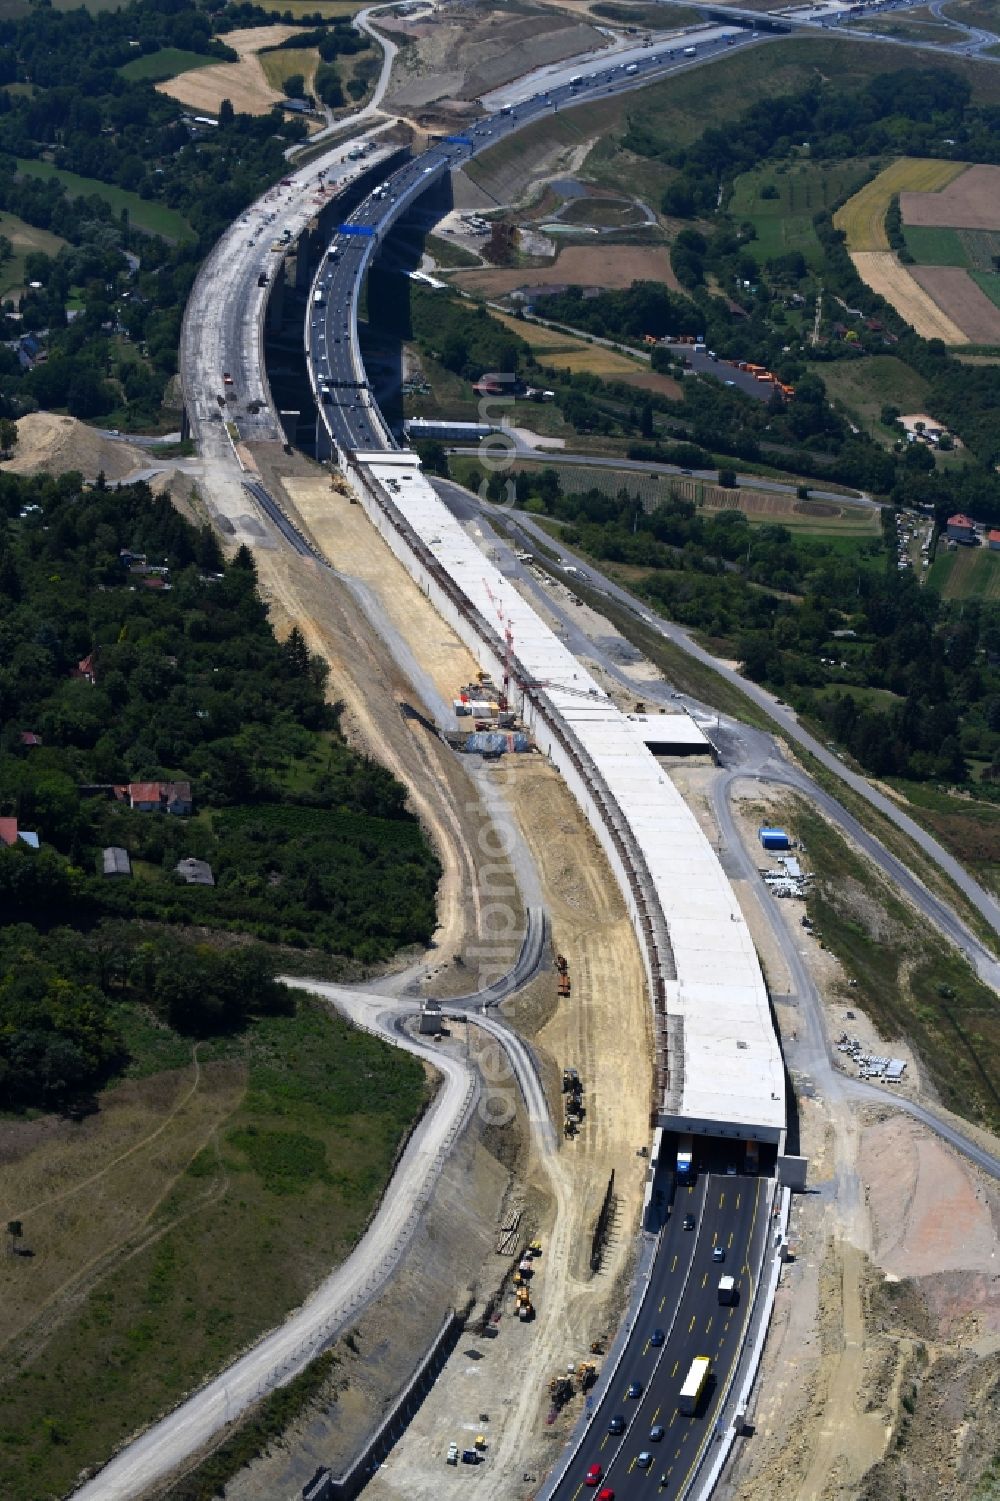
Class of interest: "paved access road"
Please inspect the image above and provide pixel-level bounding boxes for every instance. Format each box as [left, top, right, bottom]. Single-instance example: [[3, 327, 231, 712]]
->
[[550, 1173, 770, 1501], [495, 508, 1000, 977], [71, 982, 478, 1501], [448, 442, 876, 508]]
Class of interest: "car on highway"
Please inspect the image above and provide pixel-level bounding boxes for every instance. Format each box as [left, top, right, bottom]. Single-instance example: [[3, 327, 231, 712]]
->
[[585, 1463, 604, 1486], [597, 1491, 615, 1501], [650, 1425, 665, 1442], [713, 1246, 726, 1261], [637, 1451, 653, 1469], [650, 1328, 665, 1347], [684, 1213, 695, 1230], [608, 1415, 625, 1435], [626, 1380, 643, 1399]]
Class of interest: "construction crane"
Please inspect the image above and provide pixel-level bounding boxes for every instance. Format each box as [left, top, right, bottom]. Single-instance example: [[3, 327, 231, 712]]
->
[[481, 577, 514, 710], [525, 676, 607, 704]]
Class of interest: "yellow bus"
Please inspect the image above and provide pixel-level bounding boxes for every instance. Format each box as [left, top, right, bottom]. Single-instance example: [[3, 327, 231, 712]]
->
[[678, 1355, 710, 1415]]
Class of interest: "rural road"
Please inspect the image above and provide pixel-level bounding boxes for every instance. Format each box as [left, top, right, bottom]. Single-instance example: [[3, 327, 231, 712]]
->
[[286, 0, 399, 158], [450, 443, 875, 507]]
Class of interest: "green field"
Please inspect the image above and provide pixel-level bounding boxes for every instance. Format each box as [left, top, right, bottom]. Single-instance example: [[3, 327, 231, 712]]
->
[[260, 0, 363, 14], [849, 11, 962, 42], [0, 0, 120, 14], [941, 0, 1000, 30], [970, 269, 1000, 310], [817, 355, 931, 446], [901, 223, 969, 266], [591, 1, 702, 24], [0, 210, 67, 296], [260, 44, 319, 92], [930, 543, 1000, 600], [15, 159, 194, 241], [0, 1001, 426, 1499], [469, 38, 1000, 207], [119, 47, 218, 83], [729, 160, 874, 266]]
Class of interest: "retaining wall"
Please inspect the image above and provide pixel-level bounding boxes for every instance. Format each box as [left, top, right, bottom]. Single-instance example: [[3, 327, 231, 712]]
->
[[343, 455, 674, 1114]]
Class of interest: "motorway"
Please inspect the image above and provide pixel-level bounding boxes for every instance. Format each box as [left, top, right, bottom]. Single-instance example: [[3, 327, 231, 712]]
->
[[550, 1173, 771, 1501], [306, 21, 766, 454], [161, 12, 1000, 1499]]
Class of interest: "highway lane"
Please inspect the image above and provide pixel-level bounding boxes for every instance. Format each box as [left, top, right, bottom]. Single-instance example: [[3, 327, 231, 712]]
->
[[446, 443, 876, 507], [553, 1173, 769, 1501], [306, 24, 771, 455], [434, 485, 1000, 992]]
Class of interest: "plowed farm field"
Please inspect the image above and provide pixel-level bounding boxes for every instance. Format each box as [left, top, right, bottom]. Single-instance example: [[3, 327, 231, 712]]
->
[[451, 244, 679, 296], [900, 165, 1000, 229], [909, 264, 1000, 342], [834, 158, 968, 250], [850, 250, 968, 343]]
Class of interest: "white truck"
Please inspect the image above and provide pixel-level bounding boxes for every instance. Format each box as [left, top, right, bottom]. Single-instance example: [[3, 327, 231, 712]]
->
[[678, 1355, 711, 1416], [683, 45, 697, 56], [718, 1275, 737, 1305]]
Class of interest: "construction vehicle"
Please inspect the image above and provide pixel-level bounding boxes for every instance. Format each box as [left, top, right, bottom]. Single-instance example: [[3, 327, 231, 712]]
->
[[446, 1442, 459, 1465], [564, 1117, 577, 1139], [576, 1361, 598, 1392], [549, 1374, 574, 1407], [529, 1239, 542, 1257], [518, 1291, 534, 1322], [558, 970, 571, 998], [561, 1066, 579, 1093]]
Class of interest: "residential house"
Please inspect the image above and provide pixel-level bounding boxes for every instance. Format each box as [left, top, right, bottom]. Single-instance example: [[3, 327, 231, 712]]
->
[[175, 857, 214, 886], [73, 653, 97, 684], [0, 818, 40, 849], [946, 514, 977, 545], [19, 731, 42, 748], [989, 531, 1000, 553], [121, 780, 193, 815]]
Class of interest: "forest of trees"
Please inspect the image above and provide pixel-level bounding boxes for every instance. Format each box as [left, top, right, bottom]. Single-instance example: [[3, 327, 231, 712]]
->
[[0, 470, 440, 1110], [511, 475, 1000, 789], [0, 0, 346, 430]]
